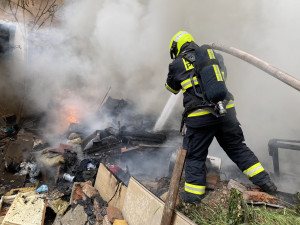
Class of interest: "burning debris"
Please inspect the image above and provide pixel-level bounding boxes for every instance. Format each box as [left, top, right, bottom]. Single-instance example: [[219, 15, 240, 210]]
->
[[0, 96, 299, 224], [0, 96, 179, 224]]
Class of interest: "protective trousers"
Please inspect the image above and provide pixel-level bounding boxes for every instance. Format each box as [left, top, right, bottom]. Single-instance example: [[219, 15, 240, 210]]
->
[[183, 118, 270, 196]]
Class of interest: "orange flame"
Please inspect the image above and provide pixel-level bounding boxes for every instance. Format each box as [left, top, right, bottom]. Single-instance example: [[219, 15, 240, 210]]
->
[[62, 105, 81, 130]]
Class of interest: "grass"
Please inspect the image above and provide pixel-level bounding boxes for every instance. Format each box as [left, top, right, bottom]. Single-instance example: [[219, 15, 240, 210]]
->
[[177, 189, 300, 225]]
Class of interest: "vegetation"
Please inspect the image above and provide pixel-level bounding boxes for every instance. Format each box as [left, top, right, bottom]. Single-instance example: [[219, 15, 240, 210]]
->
[[177, 189, 300, 225], [0, 0, 61, 35]]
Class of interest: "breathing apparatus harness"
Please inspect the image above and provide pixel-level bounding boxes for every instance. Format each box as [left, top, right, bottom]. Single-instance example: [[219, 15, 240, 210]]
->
[[178, 43, 229, 133]]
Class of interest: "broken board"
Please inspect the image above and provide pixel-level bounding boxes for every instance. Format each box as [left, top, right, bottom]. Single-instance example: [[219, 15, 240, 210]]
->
[[94, 163, 127, 210], [122, 177, 197, 225], [1, 191, 47, 225]]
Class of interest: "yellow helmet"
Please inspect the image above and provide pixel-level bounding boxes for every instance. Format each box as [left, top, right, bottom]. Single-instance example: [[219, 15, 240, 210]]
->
[[169, 31, 194, 59]]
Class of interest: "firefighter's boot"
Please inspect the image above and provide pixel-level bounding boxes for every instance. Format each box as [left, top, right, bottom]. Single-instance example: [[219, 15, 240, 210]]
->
[[259, 180, 277, 193], [179, 191, 204, 204]]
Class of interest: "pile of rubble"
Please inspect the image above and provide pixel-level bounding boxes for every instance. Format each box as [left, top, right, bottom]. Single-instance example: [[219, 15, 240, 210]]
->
[[0, 97, 299, 225], [0, 97, 182, 224]]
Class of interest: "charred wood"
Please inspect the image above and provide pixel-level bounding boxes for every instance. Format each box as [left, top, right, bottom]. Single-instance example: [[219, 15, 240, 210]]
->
[[84, 135, 122, 154], [121, 130, 166, 141]]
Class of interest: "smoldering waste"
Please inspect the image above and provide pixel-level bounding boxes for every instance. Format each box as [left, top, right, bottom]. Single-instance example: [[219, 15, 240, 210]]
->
[[0, 96, 299, 225], [0, 96, 182, 224]]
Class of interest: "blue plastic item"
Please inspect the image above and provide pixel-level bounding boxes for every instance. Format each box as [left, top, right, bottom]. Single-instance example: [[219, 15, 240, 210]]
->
[[36, 185, 48, 194]]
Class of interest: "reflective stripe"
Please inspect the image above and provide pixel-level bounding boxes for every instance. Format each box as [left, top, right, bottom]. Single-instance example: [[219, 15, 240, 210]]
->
[[181, 79, 192, 86], [213, 65, 223, 81], [181, 76, 198, 90], [207, 49, 223, 82], [174, 31, 188, 42], [207, 49, 216, 59], [187, 100, 235, 117], [187, 109, 211, 117], [243, 162, 265, 178], [221, 71, 226, 81], [165, 83, 179, 94], [185, 182, 205, 195], [226, 102, 235, 109]]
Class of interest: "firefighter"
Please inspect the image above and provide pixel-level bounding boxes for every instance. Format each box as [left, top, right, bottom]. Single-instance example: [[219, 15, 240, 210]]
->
[[166, 31, 277, 203]]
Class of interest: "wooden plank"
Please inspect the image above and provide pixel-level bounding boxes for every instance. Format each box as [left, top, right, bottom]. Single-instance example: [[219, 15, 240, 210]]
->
[[122, 177, 196, 225], [160, 147, 187, 225], [41, 195, 47, 225], [94, 163, 127, 210], [121, 146, 140, 153], [139, 144, 175, 148], [121, 144, 176, 153]]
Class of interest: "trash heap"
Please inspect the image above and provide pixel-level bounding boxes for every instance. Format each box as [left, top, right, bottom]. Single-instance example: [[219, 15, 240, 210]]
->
[[0, 96, 181, 224], [0, 96, 299, 225]]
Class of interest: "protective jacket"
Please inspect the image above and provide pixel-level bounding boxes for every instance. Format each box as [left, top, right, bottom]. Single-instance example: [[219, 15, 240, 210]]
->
[[165, 42, 236, 129], [165, 42, 270, 198]]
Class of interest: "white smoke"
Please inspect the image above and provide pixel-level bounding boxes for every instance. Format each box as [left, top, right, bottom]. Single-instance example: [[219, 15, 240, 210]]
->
[[2, 0, 300, 191]]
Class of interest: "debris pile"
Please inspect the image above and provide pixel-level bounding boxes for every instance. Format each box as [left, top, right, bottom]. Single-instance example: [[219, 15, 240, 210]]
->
[[0, 96, 180, 224], [0, 96, 299, 225]]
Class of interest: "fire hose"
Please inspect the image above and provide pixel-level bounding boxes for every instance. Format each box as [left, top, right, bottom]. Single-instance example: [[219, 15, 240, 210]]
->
[[209, 43, 300, 92], [160, 44, 300, 225]]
